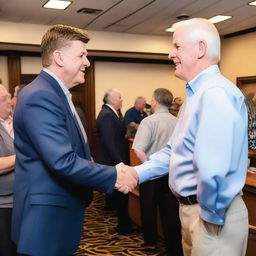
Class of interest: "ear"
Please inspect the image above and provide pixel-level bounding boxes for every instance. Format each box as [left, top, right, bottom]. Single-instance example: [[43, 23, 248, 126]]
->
[[198, 40, 207, 59], [52, 50, 64, 67]]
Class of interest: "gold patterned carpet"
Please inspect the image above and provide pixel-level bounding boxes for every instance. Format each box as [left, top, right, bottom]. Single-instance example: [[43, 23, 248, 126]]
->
[[74, 192, 166, 256]]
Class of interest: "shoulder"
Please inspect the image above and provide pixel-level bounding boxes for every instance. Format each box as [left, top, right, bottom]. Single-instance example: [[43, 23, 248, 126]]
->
[[125, 107, 133, 114], [97, 106, 116, 122]]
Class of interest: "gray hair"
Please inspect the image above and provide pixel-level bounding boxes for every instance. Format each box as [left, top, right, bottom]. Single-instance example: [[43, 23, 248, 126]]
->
[[153, 88, 173, 107], [134, 96, 146, 104], [103, 89, 119, 104]]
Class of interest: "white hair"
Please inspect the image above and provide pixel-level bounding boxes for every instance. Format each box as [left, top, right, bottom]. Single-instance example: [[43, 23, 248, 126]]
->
[[172, 18, 221, 61]]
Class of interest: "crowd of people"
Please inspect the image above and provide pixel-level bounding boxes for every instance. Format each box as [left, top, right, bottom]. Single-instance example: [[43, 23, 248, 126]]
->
[[0, 17, 252, 256]]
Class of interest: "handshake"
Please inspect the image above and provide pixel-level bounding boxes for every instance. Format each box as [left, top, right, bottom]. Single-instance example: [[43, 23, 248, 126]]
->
[[115, 163, 138, 194]]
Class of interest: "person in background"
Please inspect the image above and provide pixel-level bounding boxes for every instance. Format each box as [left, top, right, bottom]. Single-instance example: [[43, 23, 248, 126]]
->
[[11, 84, 25, 116], [96, 89, 133, 235], [168, 103, 179, 117], [132, 88, 183, 255], [169, 96, 183, 117], [173, 97, 183, 107], [75, 106, 88, 133], [244, 92, 256, 150], [117, 18, 249, 256], [11, 24, 136, 256], [124, 96, 147, 138], [0, 85, 17, 256], [144, 103, 152, 116]]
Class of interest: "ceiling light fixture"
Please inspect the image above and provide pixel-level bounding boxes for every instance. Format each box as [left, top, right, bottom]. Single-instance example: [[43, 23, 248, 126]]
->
[[43, 0, 72, 10], [165, 14, 232, 33], [208, 15, 232, 24], [248, 1, 256, 6]]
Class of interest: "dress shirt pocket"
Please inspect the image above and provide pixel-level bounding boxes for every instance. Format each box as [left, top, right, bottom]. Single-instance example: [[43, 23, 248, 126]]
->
[[30, 193, 68, 208]]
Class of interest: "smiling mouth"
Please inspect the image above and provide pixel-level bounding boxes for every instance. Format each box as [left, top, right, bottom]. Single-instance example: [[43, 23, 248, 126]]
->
[[80, 68, 85, 73], [174, 62, 181, 66]]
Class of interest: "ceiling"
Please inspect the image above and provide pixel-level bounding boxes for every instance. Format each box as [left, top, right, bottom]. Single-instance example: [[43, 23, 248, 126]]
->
[[0, 0, 255, 37]]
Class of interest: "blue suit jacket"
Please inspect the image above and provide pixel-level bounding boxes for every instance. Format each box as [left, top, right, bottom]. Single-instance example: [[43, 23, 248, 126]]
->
[[12, 71, 116, 256]]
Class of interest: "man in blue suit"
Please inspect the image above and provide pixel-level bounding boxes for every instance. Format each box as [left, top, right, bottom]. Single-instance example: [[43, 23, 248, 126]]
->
[[11, 24, 137, 256]]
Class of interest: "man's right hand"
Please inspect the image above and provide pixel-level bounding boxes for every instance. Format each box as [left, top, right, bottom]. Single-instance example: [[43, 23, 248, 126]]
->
[[115, 163, 138, 194]]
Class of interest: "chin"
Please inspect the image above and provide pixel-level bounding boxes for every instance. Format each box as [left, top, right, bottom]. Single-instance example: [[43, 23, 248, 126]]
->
[[174, 70, 181, 78], [76, 78, 85, 85]]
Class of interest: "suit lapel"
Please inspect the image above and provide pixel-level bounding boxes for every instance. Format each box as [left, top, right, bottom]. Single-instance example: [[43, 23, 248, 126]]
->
[[103, 105, 121, 122], [39, 71, 90, 158]]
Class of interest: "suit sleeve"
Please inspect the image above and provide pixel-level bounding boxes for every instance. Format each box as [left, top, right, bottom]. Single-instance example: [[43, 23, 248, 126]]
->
[[21, 90, 116, 194]]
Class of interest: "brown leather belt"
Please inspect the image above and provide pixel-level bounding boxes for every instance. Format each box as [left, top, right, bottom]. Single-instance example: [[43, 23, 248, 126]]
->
[[176, 194, 198, 205]]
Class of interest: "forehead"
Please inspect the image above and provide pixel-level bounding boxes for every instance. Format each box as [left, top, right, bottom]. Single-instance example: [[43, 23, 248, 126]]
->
[[138, 99, 146, 104], [112, 91, 121, 99], [172, 28, 189, 43], [63, 40, 87, 53]]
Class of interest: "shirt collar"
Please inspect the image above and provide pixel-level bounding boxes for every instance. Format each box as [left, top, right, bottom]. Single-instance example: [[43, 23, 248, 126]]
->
[[0, 115, 13, 123], [43, 68, 70, 97], [186, 64, 220, 98], [106, 104, 119, 117], [154, 108, 169, 114]]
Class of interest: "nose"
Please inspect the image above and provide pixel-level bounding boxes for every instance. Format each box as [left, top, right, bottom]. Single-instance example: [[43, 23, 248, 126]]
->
[[168, 52, 175, 60], [84, 57, 90, 67]]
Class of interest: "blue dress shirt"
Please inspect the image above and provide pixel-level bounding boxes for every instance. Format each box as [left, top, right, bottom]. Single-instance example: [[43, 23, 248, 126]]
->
[[135, 65, 248, 225]]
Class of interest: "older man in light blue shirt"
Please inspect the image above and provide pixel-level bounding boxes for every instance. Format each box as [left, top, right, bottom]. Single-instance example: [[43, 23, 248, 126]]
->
[[136, 64, 248, 224], [117, 18, 248, 256]]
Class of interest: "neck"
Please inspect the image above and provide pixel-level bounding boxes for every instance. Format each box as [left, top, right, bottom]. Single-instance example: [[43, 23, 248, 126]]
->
[[186, 60, 218, 82], [47, 66, 72, 89], [153, 104, 166, 113]]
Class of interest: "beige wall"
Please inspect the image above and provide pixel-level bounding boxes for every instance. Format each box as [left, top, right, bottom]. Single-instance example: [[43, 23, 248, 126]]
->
[[220, 32, 256, 84], [21, 56, 42, 74], [95, 61, 185, 117], [0, 21, 170, 54]]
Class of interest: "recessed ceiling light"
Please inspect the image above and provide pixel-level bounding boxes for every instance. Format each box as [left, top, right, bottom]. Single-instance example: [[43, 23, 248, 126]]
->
[[208, 15, 232, 24], [248, 1, 256, 6], [165, 27, 174, 33], [43, 0, 72, 10]]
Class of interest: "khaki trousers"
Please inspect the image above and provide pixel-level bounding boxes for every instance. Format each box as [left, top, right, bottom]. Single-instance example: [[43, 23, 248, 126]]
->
[[179, 195, 248, 256]]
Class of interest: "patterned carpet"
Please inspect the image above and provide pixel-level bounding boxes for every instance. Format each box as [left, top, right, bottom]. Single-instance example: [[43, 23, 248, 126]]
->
[[74, 192, 166, 256]]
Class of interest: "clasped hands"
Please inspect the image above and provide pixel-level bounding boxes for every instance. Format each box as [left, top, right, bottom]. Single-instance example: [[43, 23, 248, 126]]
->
[[115, 163, 138, 194]]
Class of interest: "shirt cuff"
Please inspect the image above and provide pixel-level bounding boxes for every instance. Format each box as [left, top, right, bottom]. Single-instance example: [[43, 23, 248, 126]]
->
[[200, 206, 226, 225]]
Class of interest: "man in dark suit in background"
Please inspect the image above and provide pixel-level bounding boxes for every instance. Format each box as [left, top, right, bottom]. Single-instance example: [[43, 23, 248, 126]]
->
[[96, 89, 133, 235], [12, 25, 136, 256]]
